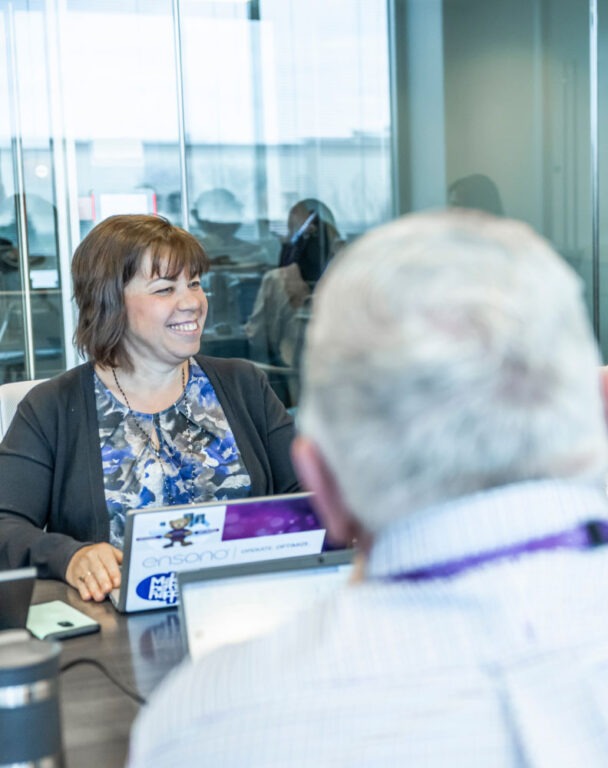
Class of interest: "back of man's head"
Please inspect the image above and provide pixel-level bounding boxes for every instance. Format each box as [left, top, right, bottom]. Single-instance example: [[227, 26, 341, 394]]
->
[[298, 209, 608, 533]]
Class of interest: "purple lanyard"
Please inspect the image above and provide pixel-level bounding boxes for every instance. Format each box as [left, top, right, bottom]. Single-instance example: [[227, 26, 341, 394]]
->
[[387, 519, 608, 582]]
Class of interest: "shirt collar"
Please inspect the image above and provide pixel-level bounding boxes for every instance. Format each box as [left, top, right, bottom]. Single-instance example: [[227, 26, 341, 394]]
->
[[366, 479, 608, 579]]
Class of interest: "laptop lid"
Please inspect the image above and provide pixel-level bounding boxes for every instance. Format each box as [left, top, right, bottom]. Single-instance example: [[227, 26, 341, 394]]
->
[[111, 492, 334, 613], [0, 567, 37, 631], [178, 549, 355, 660]]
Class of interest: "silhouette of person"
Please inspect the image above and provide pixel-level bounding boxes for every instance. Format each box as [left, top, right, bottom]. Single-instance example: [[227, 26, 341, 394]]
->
[[448, 174, 504, 215], [246, 199, 343, 406], [278, 198, 342, 274], [191, 188, 264, 266]]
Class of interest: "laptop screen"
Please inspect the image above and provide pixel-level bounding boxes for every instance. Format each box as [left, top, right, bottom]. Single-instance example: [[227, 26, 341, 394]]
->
[[0, 567, 36, 631], [178, 551, 354, 659], [119, 492, 339, 613]]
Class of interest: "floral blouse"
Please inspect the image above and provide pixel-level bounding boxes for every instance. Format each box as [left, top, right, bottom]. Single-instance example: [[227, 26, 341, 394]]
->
[[95, 358, 251, 548]]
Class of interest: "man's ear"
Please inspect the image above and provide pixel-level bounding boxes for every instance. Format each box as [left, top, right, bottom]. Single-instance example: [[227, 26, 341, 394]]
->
[[291, 435, 369, 550]]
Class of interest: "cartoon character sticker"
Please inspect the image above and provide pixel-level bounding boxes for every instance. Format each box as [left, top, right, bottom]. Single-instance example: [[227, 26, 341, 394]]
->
[[135, 511, 220, 549], [163, 516, 193, 548]]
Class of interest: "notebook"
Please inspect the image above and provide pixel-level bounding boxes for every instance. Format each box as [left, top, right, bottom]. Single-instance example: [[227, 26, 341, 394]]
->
[[0, 567, 37, 631], [178, 549, 354, 659], [110, 492, 333, 613]]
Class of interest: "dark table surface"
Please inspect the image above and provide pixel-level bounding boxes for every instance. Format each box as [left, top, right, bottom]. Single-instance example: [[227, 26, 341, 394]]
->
[[32, 580, 186, 768]]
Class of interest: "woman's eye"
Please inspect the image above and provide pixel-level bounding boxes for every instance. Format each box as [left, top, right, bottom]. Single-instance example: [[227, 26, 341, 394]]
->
[[189, 280, 201, 290], [154, 286, 173, 295]]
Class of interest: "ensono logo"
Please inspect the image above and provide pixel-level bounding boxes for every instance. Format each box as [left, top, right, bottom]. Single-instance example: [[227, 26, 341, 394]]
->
[[142, 547, 231, 569]]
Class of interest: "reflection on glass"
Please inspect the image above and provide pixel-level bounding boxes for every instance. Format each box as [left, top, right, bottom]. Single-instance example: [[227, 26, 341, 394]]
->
[[179, 0, 391, 391], [245, 198, 344, 407], [0, 194, 65, 382], [440, 0, 591, 329], [0, 3, 66, 383], [3, 0, 605, 375], [447, 174, 505, 216]]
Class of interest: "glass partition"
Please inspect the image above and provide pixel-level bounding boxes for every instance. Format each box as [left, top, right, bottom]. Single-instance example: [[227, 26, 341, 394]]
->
[[0, 2, 66, 382], [59, 1, 179, 239], [598, 0, 608, 359], [179, 0, 392, 406], [394, 0, 593, 326], [2, 0, 608, 391]]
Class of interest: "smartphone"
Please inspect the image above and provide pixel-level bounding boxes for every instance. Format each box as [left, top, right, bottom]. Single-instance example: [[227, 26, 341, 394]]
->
[[26, 600, 100, 640], [290, 211, 318, 243]]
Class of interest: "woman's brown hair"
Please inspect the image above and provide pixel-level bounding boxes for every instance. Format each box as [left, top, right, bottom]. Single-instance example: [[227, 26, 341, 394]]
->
[[72, 214, 209, 370]]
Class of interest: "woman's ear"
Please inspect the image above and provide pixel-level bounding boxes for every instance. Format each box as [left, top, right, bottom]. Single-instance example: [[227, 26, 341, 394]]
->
[[291, 435, 369, 550]]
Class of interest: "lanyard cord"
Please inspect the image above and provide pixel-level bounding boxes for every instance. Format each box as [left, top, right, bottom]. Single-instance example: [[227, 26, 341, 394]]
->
[[386, 520, 608, 583]]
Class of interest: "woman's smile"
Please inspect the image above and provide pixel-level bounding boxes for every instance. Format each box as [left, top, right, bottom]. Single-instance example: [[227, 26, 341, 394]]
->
[[167, 320, 200, 333]]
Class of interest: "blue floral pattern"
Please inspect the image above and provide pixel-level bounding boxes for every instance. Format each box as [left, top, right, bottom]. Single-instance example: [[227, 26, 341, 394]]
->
[[95, 358, 251, 548]]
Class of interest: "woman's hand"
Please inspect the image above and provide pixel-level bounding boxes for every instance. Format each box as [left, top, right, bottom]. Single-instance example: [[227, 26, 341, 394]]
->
[[65, 543, 123, 602]]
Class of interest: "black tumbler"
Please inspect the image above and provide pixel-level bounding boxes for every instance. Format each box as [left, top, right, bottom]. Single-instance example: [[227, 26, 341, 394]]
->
[[0, 631, 64, 767]]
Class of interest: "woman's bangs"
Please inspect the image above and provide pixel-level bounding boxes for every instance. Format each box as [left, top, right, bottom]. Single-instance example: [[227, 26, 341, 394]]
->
[[149, 237, 208, 279]]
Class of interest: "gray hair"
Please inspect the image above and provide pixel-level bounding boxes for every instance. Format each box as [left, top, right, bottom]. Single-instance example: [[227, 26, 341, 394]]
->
[[298, 209, 608, 532]]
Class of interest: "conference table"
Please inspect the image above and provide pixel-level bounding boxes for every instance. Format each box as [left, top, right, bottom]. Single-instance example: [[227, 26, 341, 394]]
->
[[31, 579, 186, 768]]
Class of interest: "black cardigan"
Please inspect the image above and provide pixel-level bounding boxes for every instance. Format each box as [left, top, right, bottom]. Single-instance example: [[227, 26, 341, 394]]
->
[[0, 355, 299, 579]]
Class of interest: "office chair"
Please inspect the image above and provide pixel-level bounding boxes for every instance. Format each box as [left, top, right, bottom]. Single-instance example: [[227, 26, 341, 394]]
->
[[0, 379, 46, 439]]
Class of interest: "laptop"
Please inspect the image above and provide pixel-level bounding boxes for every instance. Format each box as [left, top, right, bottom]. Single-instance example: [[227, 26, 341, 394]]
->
[[178, 549, 355, 660], [110, 492, 336, 614], [0, 567, 36, 632]]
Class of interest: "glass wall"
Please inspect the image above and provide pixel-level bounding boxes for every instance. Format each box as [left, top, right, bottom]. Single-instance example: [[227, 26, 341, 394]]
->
[[0, 0, 606, 394], [0, 1, 66, 382], [442, 0, 595, 333], [178, 0, 391, 404]]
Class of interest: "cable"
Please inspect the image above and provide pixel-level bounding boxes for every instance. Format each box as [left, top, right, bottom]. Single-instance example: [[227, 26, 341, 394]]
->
[[60, 657, 147, 706]]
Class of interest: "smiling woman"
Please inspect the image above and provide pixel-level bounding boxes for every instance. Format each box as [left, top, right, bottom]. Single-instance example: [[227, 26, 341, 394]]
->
[[0, 215, 299, 603], [121, 260, 208, 375]]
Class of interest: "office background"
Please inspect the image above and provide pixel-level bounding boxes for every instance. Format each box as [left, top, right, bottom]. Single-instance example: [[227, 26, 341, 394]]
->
[[1, 0, 607, 388]]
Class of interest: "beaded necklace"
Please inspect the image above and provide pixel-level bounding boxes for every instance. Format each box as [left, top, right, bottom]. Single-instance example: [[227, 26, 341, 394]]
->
[[111, 363, 196, 503]]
